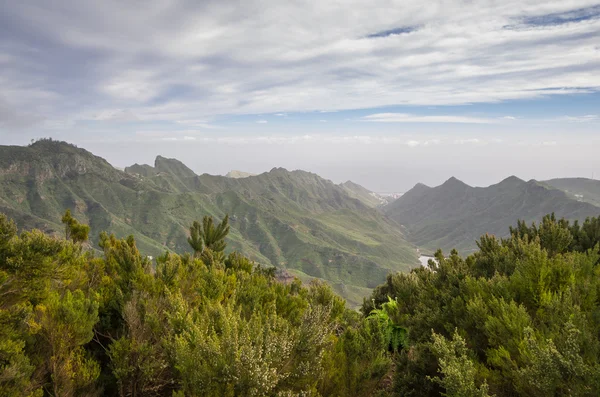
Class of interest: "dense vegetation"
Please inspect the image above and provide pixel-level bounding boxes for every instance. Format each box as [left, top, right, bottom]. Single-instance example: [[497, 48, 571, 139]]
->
[[385, 176, 600, 254], [365, 213, 600, 396], [0, 212, 392, 396], [3, 208, 600, 396], [0, 139, 417, 306]]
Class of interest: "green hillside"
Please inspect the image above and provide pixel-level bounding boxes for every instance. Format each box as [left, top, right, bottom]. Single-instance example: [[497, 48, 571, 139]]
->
[[384, 175, 600, 255], [544, 177, 600, 207], [0, 139, 417, 306]]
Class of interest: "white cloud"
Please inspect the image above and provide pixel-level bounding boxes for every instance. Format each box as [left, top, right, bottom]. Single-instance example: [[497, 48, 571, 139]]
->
[[1, 0, 600, 125], [502, 116, 516, 120], [542, 141, 557, 146], [175, 120, 222, 129], [363, 113, 494, 123], [138, 134, 498, 147], [557, 114, 599, 122], [256, 120, 268, 124]]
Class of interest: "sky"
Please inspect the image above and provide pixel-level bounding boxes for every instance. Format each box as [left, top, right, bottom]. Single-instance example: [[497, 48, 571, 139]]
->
[[0, 0, 599, 192]]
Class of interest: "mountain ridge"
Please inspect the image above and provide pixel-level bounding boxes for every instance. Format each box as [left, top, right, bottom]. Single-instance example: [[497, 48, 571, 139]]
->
[[0, 140, 417, 306], [385, 175, 600, 254]]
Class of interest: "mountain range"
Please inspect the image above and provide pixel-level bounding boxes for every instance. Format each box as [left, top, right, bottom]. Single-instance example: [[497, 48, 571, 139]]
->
[[2, 139, 599, 305], [0, 140, 416, 306], [385, 175, 600, 254]]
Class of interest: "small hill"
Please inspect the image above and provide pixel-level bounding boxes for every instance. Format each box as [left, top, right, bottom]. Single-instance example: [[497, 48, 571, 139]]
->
[[225, 170, 256, 179], [0, 140, 417, 307], [384, 175, 600, 255], [544, 178, 600, 207]]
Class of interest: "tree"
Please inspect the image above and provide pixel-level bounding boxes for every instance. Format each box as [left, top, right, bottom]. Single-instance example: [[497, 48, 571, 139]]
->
[[187, 215, 229, 259], [61, 209, 90, 244], [34, 290, 100, 397], [429, 330, 491, 397]]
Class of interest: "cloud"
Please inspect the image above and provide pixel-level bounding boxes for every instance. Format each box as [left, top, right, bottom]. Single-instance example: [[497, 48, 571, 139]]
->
[[1, 0, 599, 128], [0, 97, 44, 129], [256, 120, 268, 124], [137, 134, 494, 147], [363, 113, 494, 124], [502, 116, 516, 120], [454, 138, 481, 144], [94, 109, 139, 122], [175, 120, 222, 129], [557, 114, 599, 122]]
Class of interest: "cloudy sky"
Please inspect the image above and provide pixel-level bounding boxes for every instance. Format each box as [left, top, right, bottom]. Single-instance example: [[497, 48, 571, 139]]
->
[[1, 0, 599, 191]]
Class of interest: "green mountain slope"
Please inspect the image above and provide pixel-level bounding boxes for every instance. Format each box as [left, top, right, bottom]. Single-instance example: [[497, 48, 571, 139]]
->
[[384, 175, 600, 255], [0, 140, 417, 306], [544, 177, 600, 207]]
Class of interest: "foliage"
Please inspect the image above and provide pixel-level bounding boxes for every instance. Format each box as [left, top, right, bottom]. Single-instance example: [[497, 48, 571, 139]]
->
[[187, 214, 230, 261], [365, 213, 600, 396], [428, 330, 490, 397], [4, 204, 600, 396], [0, 212, 390, 396], [61, 209, 90, 244], [368, 296, 408, 353]]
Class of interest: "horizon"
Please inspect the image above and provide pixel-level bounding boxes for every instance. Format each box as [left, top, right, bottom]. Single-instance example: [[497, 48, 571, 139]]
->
[[12, 139, 600, 193], [1, 1, 599, 191]]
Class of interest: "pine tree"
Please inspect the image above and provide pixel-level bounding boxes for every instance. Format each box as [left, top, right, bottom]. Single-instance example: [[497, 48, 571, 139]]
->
[[187, 215, 230, 258]]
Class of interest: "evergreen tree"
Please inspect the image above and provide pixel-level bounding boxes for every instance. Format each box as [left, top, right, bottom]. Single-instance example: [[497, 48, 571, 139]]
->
[[187, 215, 229, 260]]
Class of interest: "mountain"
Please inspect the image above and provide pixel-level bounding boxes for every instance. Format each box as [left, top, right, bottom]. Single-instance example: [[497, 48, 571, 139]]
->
[[384, 175, 600, 255], [544, 178, 600, 207], [225, 170, 256, 179], [339, 180, 387, 207], [0, 140, 417, 306]]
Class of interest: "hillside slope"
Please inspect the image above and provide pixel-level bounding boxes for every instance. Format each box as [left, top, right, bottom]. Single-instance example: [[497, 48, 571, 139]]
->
[[339, 180, 386, 207], [384, 175, 600, 254], [0, 140, 417, 306], [544, 177, 600, 207]]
